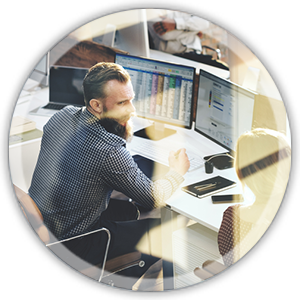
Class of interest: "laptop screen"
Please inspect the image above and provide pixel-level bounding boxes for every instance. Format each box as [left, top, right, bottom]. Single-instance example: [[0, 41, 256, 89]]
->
[[49, 66, 89, 106]]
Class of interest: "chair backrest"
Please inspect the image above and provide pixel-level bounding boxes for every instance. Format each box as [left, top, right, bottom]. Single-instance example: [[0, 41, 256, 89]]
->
[[13, 184, 50, 244]]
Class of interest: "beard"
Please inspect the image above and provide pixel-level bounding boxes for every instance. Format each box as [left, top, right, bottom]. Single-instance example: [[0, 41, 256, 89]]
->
[[99, 117, 134, 142]]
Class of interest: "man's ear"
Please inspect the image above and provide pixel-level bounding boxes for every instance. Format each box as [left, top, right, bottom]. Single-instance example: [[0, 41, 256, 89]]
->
[[89, 99, 103, 114]]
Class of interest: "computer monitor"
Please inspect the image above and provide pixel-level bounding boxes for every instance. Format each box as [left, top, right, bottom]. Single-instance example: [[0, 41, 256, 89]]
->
[[29, 52, 50, 86], [113, 14, 150, 58], [93, 9, 150, 58], [195, 70, 257, 169], [48, 66, 88, 107], [115, 53, 196, 140]]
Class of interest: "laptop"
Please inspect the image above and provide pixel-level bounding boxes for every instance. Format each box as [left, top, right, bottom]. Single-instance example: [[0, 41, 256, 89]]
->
[[30, 66, 89, 116]]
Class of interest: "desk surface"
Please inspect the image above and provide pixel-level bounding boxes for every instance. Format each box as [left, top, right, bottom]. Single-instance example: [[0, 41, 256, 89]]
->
[[12, 86, 250, 233], [129, 118, 253, 232], [13, 87, 50, 130]]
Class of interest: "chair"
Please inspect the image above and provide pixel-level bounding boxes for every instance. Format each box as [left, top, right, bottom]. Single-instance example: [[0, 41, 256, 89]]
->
[[13, 185, 145, 285], [173, 47, 229, 71], [194, 260, 227, 280]]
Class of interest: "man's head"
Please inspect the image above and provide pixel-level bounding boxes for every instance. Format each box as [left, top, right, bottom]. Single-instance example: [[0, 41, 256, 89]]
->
[[83, 62, 136, 140], [83, 62, 131, 107]]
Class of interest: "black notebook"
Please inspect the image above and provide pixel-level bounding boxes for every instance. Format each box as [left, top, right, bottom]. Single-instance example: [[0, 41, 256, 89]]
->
[[182, 176, 236, 199]]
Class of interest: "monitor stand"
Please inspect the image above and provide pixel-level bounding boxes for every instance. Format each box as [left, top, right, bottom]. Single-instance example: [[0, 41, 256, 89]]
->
[[203, 152, 234, 170], [134, 122, 176, 141]]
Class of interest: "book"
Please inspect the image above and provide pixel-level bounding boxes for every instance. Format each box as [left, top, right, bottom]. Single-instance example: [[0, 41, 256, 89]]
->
[[10, 116, 36, 136], [182, 176, 236, 199], [9, 128, 43, 145]]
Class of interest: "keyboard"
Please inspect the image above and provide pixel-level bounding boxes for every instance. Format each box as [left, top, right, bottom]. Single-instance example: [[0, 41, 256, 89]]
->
[[42, 103, 83, 110], [42, 103, 66, 110], [131, 140, 204, 172]]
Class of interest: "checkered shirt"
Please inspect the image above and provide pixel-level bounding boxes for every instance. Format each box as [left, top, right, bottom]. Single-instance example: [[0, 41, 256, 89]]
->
[[28, 106, 184, 240]]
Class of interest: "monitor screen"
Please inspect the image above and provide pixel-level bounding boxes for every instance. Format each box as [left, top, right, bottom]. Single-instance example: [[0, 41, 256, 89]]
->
[[195, 70, 256, 153], [49, 66, 89, 106], [115, 53, 196, 130]]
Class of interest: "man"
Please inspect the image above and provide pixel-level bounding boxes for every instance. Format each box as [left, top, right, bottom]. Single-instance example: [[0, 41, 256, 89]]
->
[[148, 10, 209, 54], [28, 62, 190, 279]]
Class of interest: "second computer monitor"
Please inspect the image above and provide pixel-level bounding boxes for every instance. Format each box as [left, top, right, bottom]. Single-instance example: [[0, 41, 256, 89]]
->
[[195, 70, 256, 166], [115, 53, 196, 140]]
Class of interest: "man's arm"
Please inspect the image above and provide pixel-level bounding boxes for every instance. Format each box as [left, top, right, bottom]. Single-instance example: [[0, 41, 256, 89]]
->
[[153, 14, 209, 36], [173, 15, 209, 32], [101, 146, 189, 209], [153, 17, 176, 35]]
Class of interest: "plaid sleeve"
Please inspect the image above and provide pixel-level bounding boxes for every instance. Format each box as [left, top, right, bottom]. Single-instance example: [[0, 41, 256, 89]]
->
[[101, 146, 184, 209]]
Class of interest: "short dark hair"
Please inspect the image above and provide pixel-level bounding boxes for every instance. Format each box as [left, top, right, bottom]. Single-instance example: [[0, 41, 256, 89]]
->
[[82, 62, 131, 107]]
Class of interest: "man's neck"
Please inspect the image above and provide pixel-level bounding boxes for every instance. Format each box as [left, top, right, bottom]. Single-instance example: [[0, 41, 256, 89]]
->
[[86, 106, 101, 119]]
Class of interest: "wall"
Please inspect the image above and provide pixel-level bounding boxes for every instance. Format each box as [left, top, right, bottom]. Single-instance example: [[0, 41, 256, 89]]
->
[[69, 9, 146, 41], [227, 33, 282, 101], [227, 33, 291, 141]]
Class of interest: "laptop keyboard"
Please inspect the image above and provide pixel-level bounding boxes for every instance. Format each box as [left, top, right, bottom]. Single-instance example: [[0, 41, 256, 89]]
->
[[42, 103, 66, 110]]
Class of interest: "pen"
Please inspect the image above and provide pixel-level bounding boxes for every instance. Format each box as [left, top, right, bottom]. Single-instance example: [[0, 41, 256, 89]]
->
[[194, 181, 221, 191]]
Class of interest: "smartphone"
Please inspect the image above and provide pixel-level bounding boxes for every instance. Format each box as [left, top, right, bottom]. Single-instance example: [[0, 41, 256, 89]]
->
[[212, 194, 244, 204]]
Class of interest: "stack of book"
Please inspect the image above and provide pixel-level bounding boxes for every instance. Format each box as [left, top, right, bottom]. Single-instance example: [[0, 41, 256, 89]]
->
[[9, 116, 43, 145], [10, 116, 36, 136]]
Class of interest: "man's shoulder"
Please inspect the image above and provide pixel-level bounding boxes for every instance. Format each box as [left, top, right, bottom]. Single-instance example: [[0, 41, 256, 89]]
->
[[46, 106, 126, 148], [60, 105, 82, 117], [48, 105, 80, 121]]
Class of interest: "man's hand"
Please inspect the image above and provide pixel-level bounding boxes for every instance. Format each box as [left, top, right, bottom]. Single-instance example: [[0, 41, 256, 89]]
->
[[153, 16, 176, 35], [168, 148, 190, 176]]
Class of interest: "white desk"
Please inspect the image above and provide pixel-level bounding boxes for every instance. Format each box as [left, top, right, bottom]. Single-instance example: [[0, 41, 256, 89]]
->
[[129, 120, 252, 289], [129, 117, 252, 230], [13, 86, 50, 129], [9, 86, 49, 192]]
